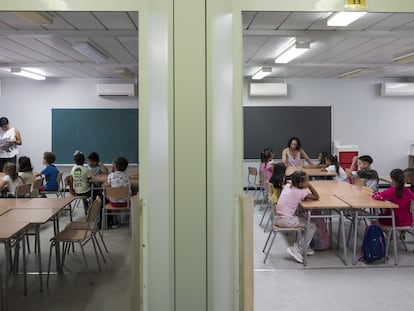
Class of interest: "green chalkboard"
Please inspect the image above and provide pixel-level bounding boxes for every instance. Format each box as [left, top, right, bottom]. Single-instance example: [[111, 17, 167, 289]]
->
[[52, 109, 138, 164]]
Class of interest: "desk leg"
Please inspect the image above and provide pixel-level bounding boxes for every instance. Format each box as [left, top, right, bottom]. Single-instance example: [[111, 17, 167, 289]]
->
[[35, 226, 43, 292], [22, 235, 27, 296], [2, 242, 10, 311], [53, 216, 62, 273], [303, 210, 311, 266], [328, 210, 333, 247], [391, 209, 398, 265], [352, 210, 359, 265], [340, 211, 347, 265]]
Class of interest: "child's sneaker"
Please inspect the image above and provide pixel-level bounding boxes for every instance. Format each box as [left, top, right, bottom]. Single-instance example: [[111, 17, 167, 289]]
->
[[111, 221, 119, 229], [287, 245, 303, 263], [307, 248, 315, 256]]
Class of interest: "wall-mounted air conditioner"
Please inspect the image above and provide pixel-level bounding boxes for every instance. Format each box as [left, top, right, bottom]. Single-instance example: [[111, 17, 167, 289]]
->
[[380, 83, 414, 96], [96, 83, 136, 96], [249, 83, 287, 96]]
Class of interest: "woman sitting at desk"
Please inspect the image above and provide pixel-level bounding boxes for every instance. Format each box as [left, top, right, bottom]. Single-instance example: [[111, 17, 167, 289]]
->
[[281, 136, 314, 167]]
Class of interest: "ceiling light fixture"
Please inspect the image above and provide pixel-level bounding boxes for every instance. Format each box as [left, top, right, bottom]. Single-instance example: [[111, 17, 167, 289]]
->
[[72, 42, 109, 64], [1, 68, 46, 80], [15, 12, 53, 25], [327, 11, 367, 27], [336, 69, 364, 79], [252, 67, 272, 80], [393, 50, 414, 64], [275, 40, 310, 64]]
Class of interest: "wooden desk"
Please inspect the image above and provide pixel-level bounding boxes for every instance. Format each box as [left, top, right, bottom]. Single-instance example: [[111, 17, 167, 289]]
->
[[300, 195, 351, 266], [0, 221, 29, 311], [310, 180, 399, 265], [0, 199, 30, 210], [286, 166, 336, 178], [89, 174, 139, 194], [0, 197, 76, 292]]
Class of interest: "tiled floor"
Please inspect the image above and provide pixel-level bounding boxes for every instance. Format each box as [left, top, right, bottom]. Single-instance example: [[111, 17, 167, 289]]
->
[[3, 205, 131, 311], [253, 201, 414, 311]]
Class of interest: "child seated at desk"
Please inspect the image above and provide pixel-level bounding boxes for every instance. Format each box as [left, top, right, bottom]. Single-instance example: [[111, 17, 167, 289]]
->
[[324, 154, 348, 182], [0, 162, 23, 197], [18, 156, 37, 197], [107, 157, 131, 228], [403, 168, 414, 193], [87, 151, 108, 177], [36, 151, 59, 192], [351, 155, 379, 192], [372, 169, 414, 227], [71, 151, 92, 214], [259, 148, 274, 182], [274, 171, 319, 263]]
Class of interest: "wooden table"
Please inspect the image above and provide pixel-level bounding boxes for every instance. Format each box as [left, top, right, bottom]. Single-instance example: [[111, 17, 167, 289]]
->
[[0, 197, 76, 292], [0, 221, 29, 311], [309, 180, 398, 265], [300, 195, 351, 266], [286, 166, 336, 179]]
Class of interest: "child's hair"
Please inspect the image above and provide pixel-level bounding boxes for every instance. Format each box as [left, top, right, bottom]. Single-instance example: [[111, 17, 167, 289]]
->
[[269, 163, 286, 189], [390, 169, 405, 198], [4, 162, 18, 180], [319, 152, 328, 165], [114, 157, 128, 171], [328, 154, 340, 174], [290, 170, 307, 188], [43, 152, 56, 164], [87, 152, 100, 162], [358, 155, 373, 165], [18, 156, 33, 172], [287, 136, 301, 150], [403, 168, 414, 183], [74, 152, 85, 165], [260, 149, 273, 163]]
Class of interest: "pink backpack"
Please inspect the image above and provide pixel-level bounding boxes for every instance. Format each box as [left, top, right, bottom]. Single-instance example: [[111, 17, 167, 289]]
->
[[310, 216, 330, 250]]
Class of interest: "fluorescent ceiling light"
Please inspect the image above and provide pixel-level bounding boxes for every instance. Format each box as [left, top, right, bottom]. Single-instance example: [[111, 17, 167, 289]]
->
[[15, 12, 53, 25], [275, 41, 310, 64], [393, 50, 414, 64], [327, 11, 367, 27], [336, 69, 364, 79], [1, 68, 46, 80], [252, 67, 272, 80], [72, 42, 109, 64]]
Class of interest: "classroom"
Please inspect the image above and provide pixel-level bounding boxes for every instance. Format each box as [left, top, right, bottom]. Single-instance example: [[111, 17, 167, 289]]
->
[[1, 1, 414, 311]]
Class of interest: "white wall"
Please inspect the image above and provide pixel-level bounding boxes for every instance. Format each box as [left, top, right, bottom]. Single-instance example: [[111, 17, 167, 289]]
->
[[243, 78, 414, 183], [0, 78, 138, 171]]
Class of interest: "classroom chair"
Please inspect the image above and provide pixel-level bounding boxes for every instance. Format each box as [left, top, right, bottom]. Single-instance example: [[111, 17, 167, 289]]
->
[[262, 212, 304, 263], [63, 175, 90, 221], [47, 198, 103, 286], [381, 200, 414, 260], [245, 167, 265, 202], [102, 186, 131, 234], [42, 172, 65, 198], [64, 197, 108, 261], [15, 183, 31, 198], [259, 182, 273, 229]]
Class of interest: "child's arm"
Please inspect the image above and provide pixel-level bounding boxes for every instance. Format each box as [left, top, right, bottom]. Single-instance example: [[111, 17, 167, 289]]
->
[[351, 156, 358, 172], [99, 161, 109, 174], [300, 149, 315, 166], [0, 178, 7, 190], [302, 181, 319, 200]]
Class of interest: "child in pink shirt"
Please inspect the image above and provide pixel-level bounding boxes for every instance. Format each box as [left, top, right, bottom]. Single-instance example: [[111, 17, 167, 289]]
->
[[259, 148, 273, 182], [275, 171, 319, 263], [372, 168, 414, 227]]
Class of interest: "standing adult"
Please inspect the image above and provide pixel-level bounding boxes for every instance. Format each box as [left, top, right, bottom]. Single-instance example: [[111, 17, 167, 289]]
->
[[281, 136, 314, 167], [0, 117, 22, 171]]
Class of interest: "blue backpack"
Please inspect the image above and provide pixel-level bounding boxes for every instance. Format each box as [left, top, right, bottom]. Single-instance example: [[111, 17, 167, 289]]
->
[[360, 224, 386, 263]]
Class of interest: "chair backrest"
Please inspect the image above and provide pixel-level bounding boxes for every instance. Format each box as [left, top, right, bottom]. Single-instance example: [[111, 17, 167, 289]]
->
[[86, 197, 102, 226], [104, 186, 130, 201], [248, 167, 258, 185], [57, 172, 64, 191], [15, 183, 32, 198]]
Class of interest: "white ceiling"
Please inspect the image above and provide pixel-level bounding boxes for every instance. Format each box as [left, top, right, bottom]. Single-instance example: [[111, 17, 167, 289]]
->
[[243, 11, 414, 80], [1, 11, 414, 81], [0, 11, 138, 80]]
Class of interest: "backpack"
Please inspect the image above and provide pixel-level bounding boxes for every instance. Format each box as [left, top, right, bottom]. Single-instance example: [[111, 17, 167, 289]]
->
[[310, 216, 330, 250], [360, 224, 386, 263]]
